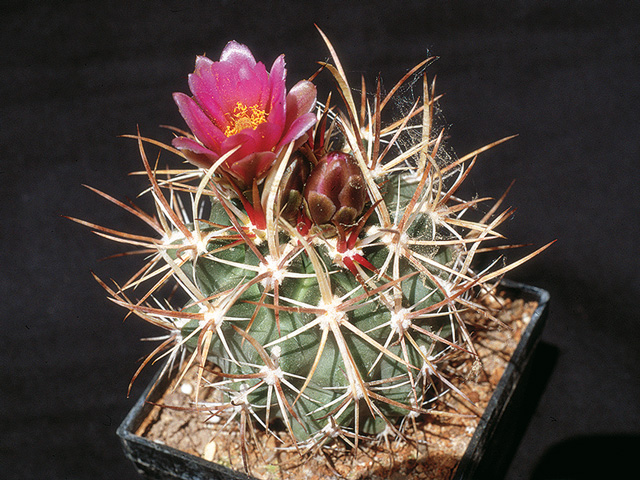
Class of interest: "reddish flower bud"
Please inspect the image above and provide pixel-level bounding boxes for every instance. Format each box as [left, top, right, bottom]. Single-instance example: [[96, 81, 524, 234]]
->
[[279, 153, 311, 223], [303, 151, 366, 227]]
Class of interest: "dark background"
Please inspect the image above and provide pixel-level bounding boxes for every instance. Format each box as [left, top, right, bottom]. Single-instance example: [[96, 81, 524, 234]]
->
[[2, 1, 639, 479]]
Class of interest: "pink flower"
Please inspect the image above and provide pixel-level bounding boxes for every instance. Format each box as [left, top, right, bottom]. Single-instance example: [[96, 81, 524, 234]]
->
[[172, 41, 317, 187]]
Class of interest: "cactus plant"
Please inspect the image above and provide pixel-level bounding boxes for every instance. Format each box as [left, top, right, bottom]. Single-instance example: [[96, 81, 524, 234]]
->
[[72, 32, 549, 468]]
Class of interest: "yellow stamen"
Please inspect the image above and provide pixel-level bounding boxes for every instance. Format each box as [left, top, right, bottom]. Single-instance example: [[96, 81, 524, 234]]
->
[[224, 102, 268, 137]]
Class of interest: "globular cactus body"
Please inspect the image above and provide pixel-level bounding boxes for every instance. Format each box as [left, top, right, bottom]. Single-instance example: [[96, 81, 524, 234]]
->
[[76, 36, 548, 458], [177, 170, 454, 440]]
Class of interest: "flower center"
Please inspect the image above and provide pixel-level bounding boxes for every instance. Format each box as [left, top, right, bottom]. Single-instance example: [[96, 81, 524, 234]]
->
[[224, 102, 268, 137]]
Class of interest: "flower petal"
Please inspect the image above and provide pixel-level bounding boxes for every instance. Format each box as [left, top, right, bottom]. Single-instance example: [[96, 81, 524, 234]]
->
[[221, 132, 259, 162], [221, 133, 279, 184], [285, 80, 317, 126], [188, 58, 229, 128], [208, 45, 269, 110], [173, 92, 225, 150], [251, 121, 284, 152], [220, 41, 256, 66], [266, 54, 287, 125], [228, 151, 278, 185], [278, 112, 317, 147], [228, 63, 269, 108], [172, 137, 219, 169]]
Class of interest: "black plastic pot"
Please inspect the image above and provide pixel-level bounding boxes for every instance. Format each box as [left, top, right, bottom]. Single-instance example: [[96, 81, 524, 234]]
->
[[118, 280, 550, 480]]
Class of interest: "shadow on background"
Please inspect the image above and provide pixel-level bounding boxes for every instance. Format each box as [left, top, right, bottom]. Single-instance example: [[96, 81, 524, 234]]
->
[[531, 434, 640, 479]]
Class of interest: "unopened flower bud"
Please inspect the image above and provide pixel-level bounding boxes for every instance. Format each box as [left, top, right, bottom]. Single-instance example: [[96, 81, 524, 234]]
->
[[303, 151, 366, 227], [280, 153, 311, 223]]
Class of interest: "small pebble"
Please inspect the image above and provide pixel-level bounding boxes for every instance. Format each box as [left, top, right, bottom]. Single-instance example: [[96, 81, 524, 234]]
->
[[206, 414, 221, 424], [203, 440, 217, 461]]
